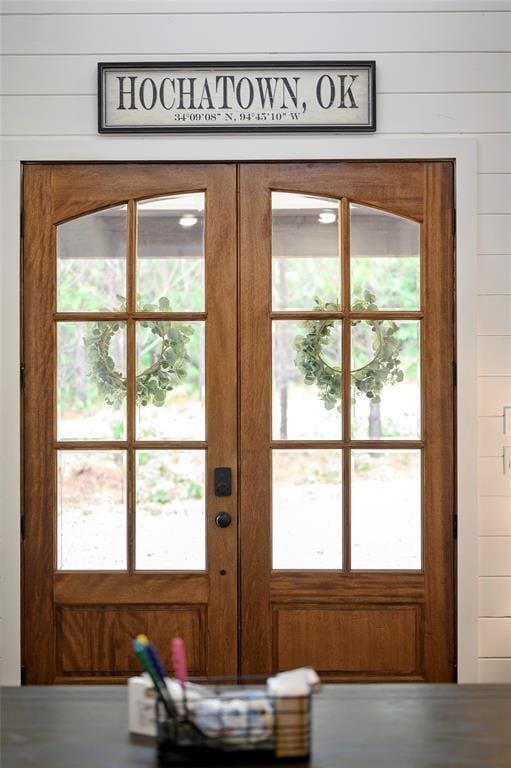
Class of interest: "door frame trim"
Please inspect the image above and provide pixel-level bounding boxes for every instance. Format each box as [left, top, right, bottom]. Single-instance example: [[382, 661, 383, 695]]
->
[[0, 136, 478, 683]]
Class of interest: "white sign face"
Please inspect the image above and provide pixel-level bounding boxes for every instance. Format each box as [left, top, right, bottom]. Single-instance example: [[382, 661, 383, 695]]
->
[[98, 62, 375, 133]]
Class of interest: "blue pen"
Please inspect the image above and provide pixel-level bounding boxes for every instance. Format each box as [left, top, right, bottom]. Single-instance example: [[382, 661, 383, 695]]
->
[[137, 634, 167, 681]]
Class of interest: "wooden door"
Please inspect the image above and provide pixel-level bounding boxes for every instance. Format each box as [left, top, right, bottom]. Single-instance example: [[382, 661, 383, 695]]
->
[[23, 161, 455, 684], [22, 164, 238, 683], [239, 162, 455, 682]]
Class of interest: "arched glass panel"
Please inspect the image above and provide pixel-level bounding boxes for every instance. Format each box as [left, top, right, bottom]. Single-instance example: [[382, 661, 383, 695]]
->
[[350, 204, 420, 310], [57, 204, 127, 312], [136, 193, 205, 312], [272, 192, 340, 311]]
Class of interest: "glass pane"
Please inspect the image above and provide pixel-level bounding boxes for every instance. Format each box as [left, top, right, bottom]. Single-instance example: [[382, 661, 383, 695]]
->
[[273, 450, 342, 569], [273, 320, 341, 440], [57, 451, 127, 570], [137, 193, 205, 312], [351, 450, 421, 569], [350, 204, 420, 310], [136, 450, 205, 570], [57, 321, 126, 441], [351, 320, 420, 440], [57, 205, 127, 312], [136, 320, 205, 441], [272, 192, 340, 311]]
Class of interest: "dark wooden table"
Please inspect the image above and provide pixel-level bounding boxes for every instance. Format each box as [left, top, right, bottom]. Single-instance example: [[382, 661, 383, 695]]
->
[[2, 685, 511, 767]]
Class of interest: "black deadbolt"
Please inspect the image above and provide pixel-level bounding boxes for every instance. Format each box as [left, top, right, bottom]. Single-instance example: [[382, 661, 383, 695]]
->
[[215, 512, 232, 528], [214, 467, 232, 497]]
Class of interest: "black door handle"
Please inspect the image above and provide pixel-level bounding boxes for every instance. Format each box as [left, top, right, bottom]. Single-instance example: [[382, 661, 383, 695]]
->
[[215, 512, 232, 528]]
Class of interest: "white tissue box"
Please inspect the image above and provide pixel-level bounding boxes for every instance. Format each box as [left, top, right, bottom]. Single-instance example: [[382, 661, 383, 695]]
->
[[128, 674, 158, 736]]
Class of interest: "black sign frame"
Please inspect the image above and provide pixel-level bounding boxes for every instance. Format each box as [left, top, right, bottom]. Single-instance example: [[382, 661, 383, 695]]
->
[[98, 60, 376, 134]]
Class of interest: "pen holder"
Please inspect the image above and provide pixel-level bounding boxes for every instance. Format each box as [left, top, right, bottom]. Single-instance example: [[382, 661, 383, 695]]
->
[[155, 677, 311, 766]]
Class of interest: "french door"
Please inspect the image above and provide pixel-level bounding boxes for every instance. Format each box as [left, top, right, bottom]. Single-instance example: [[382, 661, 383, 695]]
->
[[22, 161, 455, 684], [23, 165, 238, 683], [239, 163, 454, 682]]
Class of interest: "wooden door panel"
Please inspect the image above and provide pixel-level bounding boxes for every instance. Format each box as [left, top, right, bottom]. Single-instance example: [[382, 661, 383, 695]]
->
[[239, 161, 455, 682], [57, 606, 205, 676], [236, 162, 425, 222], [50, 164, 228, 222], [270, 572, 425, 602], [53, 573, 209, 604], [23, 164, 238, 683], [274, 605, 421, 679]]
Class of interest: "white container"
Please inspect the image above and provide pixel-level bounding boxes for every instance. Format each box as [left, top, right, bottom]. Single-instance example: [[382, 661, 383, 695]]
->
[[128, 674, 157, 737]]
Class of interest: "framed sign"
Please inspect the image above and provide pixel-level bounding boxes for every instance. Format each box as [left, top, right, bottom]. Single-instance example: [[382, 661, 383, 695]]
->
[[98, 61, 376, 134]]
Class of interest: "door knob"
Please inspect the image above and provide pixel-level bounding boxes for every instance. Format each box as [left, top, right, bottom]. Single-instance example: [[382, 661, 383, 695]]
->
[[215, 512, 232, 528]]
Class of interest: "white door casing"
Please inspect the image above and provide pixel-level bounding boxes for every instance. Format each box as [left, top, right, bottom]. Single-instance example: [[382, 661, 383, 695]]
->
[[0, 135, 478, 683]]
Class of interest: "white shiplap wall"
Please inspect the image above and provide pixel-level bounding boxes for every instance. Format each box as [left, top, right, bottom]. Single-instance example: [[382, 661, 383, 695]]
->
[[0, 0, 510, 684]]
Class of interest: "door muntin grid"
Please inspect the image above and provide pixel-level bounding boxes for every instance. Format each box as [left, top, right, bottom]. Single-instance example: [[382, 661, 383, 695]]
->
[[270, 193, 422, 572], [55, 194, 207, 572]]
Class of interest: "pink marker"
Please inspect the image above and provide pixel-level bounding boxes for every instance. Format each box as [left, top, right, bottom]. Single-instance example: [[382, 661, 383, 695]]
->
[[171, 637, 188, 689]]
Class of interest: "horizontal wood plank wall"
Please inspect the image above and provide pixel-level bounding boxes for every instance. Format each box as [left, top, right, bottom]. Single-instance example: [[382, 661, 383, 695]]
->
[[1, 0, 510, 683]]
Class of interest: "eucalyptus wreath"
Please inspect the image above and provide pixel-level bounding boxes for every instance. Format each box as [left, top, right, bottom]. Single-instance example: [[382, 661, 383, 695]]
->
[[84, 295, 193, 408], [293, 292, 404, 411]]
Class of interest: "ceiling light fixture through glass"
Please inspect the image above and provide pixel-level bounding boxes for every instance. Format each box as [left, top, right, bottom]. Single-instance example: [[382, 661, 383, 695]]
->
[[318, 211, 337, 225], [179, 215, 198, 228]]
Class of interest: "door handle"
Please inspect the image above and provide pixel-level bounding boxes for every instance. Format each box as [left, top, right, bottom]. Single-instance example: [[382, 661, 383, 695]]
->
[[215, 512, 232, 528]]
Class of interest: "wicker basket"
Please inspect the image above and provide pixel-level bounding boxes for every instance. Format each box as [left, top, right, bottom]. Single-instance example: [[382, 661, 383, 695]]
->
[[155, 677, 311, 766]]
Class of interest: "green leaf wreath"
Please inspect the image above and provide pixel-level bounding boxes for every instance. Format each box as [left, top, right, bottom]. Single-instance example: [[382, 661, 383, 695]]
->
[[294, 293, 404, 411], [84, 296, 193, 408]]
